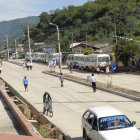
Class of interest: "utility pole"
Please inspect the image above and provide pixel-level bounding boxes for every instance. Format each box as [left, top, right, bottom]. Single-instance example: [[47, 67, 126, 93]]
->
[[114, 22, 117, 42], [15, 39, 17, 59], [49, 23, 62, 74], [71, 26, 74, 53], [6, 35, 9, 60], [27, 25, 32, 62], [86, 32, 87, 48], [56, 25, 62, 74]]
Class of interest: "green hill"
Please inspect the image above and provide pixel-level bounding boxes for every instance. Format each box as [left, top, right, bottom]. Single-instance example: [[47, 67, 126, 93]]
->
[[0, 16, 40, 45], [29, 0, 140, 52]]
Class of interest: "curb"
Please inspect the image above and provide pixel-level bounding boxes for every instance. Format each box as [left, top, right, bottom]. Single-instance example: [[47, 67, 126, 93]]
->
[[0, 86, 40, 137], [43, 71, 140, 102]]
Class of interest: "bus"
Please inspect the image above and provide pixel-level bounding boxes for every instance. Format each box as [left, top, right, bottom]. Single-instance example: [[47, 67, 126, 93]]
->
[[66, 54, 84, 68], [48, 53, 61, 65], [77, 54, 110, 71]]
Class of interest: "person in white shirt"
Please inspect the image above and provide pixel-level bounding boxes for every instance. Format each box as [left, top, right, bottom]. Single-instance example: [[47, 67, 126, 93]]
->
[[30, 62, 32, 70], [106, 65, 110, 77], [23, 63, 25, 69], [0, 67, 2, 74], [96, 66, 100, 75], [26, 62, 30, 70], [91, 73, 96, 92]]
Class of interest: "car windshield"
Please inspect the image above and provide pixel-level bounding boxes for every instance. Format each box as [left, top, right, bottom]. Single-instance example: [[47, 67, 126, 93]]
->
[[99, 115, 133, 131], [98, 57, 109, 62]]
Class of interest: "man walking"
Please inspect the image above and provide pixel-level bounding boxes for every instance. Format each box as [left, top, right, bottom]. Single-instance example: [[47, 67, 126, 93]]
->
[[23, 76, 28, 92], [91, 73, 96, 92], [59, 73, 64, 87], [43, 91, 52, 114]]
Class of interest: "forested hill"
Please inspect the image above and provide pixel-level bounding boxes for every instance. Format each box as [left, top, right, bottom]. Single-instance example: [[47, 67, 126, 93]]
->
[[30, 0, 140, 51], [0, 16, 40, 44]]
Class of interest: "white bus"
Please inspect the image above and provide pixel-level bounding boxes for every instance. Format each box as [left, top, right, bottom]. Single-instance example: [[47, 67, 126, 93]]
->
[[77, 54, 110, 71], [25, 52, 32, 61], [48, 53, 61, 65], [66, 54, 84, 68]]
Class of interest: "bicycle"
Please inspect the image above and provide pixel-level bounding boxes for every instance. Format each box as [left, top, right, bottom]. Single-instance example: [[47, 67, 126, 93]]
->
[[46, 101, 53, 117]]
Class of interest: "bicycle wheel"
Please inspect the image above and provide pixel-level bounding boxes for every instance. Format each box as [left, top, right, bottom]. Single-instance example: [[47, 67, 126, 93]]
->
[[49, 110, 53, 117]]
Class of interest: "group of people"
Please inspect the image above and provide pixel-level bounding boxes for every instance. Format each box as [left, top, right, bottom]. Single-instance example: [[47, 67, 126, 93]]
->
[[96, 64, 116, 76], [23, 61, 32, 70], [48, 59, 56, 71]]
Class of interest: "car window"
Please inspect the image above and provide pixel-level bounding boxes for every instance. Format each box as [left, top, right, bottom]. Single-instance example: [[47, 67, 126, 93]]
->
[[99, 115, 133, 131], [83, 111, 90, 120], [87, 113, 94, 125]]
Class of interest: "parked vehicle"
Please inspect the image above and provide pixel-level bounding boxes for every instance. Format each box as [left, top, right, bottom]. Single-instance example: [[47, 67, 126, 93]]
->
[[26, 52, 61, 65], [66, 54, 84, 68], [79, 54, 110, 71], [48, 53, 61, 65], [25, 52, 32, 61], [81, 106, 140, 140]]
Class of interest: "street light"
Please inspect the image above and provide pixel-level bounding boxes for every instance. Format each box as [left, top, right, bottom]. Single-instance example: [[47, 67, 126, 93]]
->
[[49, 23, 62, 74]]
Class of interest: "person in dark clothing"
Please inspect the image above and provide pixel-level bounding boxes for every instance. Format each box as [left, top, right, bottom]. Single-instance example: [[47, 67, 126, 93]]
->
[[43, 91, 52, 114], [69, 62, 73, 73], [59, 73, 64, 87]]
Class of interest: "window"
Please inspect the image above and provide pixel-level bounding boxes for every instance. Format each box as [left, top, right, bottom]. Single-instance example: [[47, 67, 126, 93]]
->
[[98, 57, 110, 62], [83, 111, 90, 120], [99, 115, 133, 131]]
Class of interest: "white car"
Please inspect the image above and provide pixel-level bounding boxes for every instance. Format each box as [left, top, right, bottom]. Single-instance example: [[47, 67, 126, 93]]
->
[[81, 106, 140, 140]]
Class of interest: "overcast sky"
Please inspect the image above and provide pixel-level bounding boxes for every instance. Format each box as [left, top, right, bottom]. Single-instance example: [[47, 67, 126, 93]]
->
[[0, 0, 92, 22]]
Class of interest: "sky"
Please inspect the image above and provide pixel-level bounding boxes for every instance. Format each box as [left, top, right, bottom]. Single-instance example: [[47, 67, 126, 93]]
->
[[0, 0, 92, 22]]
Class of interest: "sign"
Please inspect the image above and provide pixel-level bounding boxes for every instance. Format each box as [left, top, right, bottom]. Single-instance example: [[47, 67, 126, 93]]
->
[[44, 48, 52, 53]]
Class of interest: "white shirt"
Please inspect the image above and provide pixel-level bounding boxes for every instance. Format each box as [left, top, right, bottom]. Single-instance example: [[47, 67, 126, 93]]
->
[[27, 62, 30, 66], [96, 67, 100, 71], [106, 66, 109, 73], [45, 95, 49, 102], [91, 76, 96, 82]]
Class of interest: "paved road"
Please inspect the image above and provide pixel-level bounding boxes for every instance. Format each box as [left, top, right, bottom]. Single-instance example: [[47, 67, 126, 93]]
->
[[1, 61, 140, 139], [0, 93, 25, 135]]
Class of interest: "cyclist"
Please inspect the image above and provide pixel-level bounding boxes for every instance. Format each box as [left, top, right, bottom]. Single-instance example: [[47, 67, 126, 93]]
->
[[43, 91, 52, 114]]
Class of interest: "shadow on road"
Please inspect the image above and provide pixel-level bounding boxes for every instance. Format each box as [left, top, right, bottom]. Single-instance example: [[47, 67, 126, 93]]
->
[[72, 137, 84, 140]]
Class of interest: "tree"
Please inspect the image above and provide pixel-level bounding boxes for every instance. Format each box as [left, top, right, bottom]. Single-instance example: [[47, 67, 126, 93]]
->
[[83, 48, 94, 55], [115, 39, 139, 67]]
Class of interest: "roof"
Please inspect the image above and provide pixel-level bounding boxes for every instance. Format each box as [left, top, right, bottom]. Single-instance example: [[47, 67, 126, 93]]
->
[[88, 106, 123, 118], [0, 134, 56, 140], [70, 43, 81, 48]]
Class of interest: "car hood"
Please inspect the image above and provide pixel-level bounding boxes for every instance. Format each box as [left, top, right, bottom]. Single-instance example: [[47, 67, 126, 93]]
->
[[99, 127, 140, 140]]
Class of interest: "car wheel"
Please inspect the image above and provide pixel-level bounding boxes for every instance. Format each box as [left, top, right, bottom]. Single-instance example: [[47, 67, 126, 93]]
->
[[83, 129, 85, 138], [85, 131, 89, 140]]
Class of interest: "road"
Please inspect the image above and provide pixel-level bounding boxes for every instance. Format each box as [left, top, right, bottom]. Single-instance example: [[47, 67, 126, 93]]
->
[[1, 61, 140, 139], [0, 93, 25, 135]]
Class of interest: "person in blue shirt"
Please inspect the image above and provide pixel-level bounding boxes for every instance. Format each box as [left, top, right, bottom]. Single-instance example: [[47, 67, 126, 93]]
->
[[111, 64, 116, 72], [23, 76, 28, 92]]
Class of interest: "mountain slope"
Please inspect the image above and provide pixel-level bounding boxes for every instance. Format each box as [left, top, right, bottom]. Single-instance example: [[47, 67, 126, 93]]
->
[[0, 16, 40, 44]]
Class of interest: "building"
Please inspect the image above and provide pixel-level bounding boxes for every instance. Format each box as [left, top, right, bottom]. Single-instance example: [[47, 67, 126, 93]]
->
[[70, 40, 113, 54], [34, 43, 56, 53]]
